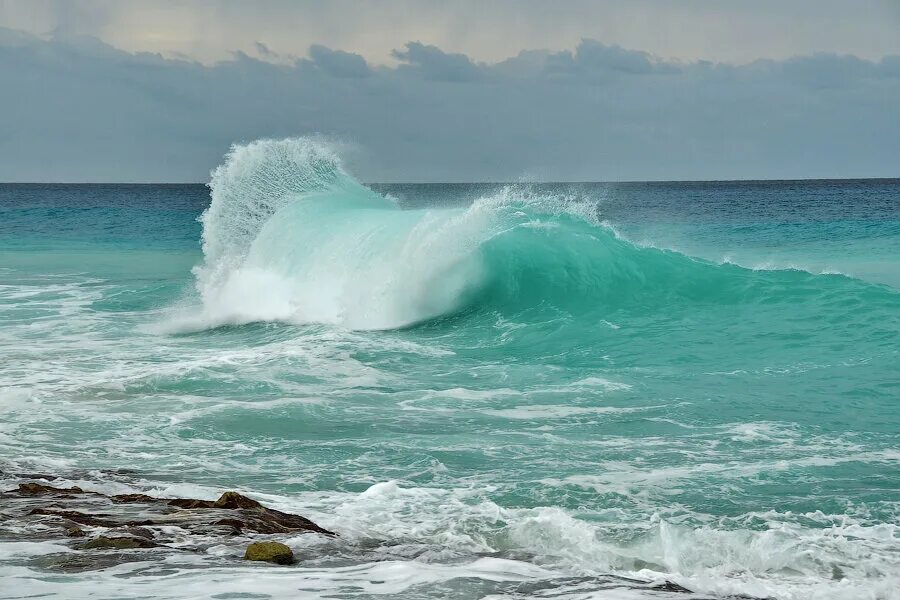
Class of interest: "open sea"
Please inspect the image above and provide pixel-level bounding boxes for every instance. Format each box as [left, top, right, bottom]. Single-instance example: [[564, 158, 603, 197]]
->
[[0, 139, 898, 599]]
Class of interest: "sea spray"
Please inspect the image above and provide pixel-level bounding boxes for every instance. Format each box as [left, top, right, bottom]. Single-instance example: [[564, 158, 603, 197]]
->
[[192, 138, 897, 334], [194, 138, 607, 328]]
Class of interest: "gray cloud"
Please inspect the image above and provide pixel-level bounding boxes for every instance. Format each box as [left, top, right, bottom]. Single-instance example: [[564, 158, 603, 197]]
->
[[308, 44, 370, 78], [3, 0, 900, 66], [392, 42, 483, 82], [0, 29, 897, 182], [546, 40, 658, 76]]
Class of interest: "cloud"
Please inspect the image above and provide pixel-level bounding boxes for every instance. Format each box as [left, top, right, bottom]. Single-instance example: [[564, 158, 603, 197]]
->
[[0, 29, 897, 182], [308, 44, 371, 78], [392, 42, 483, 82], [254, 41, 277, 59], [546, 40, 659, 76], [3, 0, 900, 66], [777, 53, 885, 88]]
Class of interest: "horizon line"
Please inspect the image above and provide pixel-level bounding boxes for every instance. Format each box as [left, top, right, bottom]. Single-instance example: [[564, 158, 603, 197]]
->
[[1, 176, 899, 187]]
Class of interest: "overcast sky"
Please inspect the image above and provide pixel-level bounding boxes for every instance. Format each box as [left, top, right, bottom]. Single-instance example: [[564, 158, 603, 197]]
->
[[1, 0, 898, 182]]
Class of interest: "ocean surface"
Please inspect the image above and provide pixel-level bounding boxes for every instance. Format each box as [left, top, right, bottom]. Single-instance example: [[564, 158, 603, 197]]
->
[[0, 139, 898, 599]]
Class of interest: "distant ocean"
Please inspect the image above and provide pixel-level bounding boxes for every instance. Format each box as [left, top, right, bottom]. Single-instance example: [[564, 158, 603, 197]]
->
[[1, 139, 898, 599]]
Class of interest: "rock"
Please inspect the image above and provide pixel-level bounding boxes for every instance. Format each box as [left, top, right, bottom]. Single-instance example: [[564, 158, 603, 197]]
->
[[214, 491, 263, 510], [80, 535, 158, 550], [169, 491, 262, 510], [651, 580, 692, 593], [118, 526, 154, 540], [239, 507, 333, 535], [16, 473, 58, 481], [215, 518, 246, 529], [243, 541, 295, 565], [30, 508, 120, 527], [168, 498, 216, 509], [170, 491, 335, 536], [4, 478, 333, 571], [110, 493, 156, 504], [18, 482, 84, 495], [30, 551, 148, 573]]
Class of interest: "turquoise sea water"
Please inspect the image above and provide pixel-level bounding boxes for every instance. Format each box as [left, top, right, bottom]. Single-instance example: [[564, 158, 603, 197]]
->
[[0, 139, 898, 599]]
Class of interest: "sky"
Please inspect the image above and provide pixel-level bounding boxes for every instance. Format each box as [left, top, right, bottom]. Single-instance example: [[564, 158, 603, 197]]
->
[[0, 0, 898, 182]]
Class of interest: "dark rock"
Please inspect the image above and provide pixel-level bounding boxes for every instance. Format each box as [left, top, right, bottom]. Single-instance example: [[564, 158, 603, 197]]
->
[[170, 491, 335, 536], [243, 541, 294, 565], [214, 518, 246, 529], [237, 506, 335, 535], [110, 493, 156, 504], [80, 535, 158, 550], [651, 580, 693, 593], [18, 482, 84, 495], [29, 508, 119, 527], [214, 491, 263, 510], [118, 526, 154, 540], [212, 518, 245, 536], [30, 551, 148, 573], [16, 473, 59, 481], [167, 498, 216, 509], [4, 479, 333, 573]]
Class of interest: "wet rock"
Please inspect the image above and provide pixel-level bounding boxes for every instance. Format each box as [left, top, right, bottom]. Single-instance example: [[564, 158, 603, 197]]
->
[[16, 473, 59, 481], [243, 541, 295, 565], [652, 580, 693, 593], [214, 491, 263, 510], [3, 478, 333, 572], [9, 482, 332, 536], [211, 518, 246, 536], [110, 493, 156, 504], [80, 535, 158, 550], [171, 491, 335, 536], [239, 508, 334, 535], [18, 482, 84, 495], [118, 526, 154, 540], [30, 551, 149, 573], [168, 492, 263, 510], [214, 517, 246, 529], [168, 498, 216, 509], [29, 508, 120, 528]]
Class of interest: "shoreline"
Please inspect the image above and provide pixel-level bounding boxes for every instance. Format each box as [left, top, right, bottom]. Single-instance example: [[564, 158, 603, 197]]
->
[[0, 469, 755, 599]]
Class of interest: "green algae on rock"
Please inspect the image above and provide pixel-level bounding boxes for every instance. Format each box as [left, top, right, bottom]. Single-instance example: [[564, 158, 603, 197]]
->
[[80, 536, 158, 550], [243, 541, 295, 565]]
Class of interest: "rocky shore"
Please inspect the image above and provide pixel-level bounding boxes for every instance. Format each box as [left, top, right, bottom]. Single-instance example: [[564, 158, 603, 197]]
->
[[1, 471, 334, 571], [0, 470, 768, 599]]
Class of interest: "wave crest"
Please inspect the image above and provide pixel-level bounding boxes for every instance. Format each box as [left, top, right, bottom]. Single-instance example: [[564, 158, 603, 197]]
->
[[188, 138, 603, 329], [182, 137, 891, 332], [197, 138, 349, 294]]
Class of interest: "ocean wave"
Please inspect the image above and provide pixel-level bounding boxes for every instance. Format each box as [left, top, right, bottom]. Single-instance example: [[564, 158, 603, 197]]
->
[[178, 137, 900, 332]]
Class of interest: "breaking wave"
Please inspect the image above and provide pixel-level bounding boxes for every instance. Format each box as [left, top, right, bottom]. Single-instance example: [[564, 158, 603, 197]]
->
[[188, 137, 892, 331]]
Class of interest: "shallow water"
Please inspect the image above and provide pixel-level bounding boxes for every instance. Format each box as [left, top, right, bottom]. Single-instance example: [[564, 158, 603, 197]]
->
[[0, 140, 898, 599]]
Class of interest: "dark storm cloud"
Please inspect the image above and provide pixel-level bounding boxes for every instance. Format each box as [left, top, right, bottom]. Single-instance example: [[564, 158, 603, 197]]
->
[[0, 29, 898, 182]]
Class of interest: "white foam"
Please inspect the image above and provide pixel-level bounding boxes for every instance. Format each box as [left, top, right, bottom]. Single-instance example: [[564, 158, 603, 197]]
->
[[479, 404, 646, 419], [171, 138, 613, 331]]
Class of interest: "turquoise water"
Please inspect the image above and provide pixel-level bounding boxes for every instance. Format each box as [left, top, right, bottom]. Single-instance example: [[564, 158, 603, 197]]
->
[[0, 139, 898, 599]]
